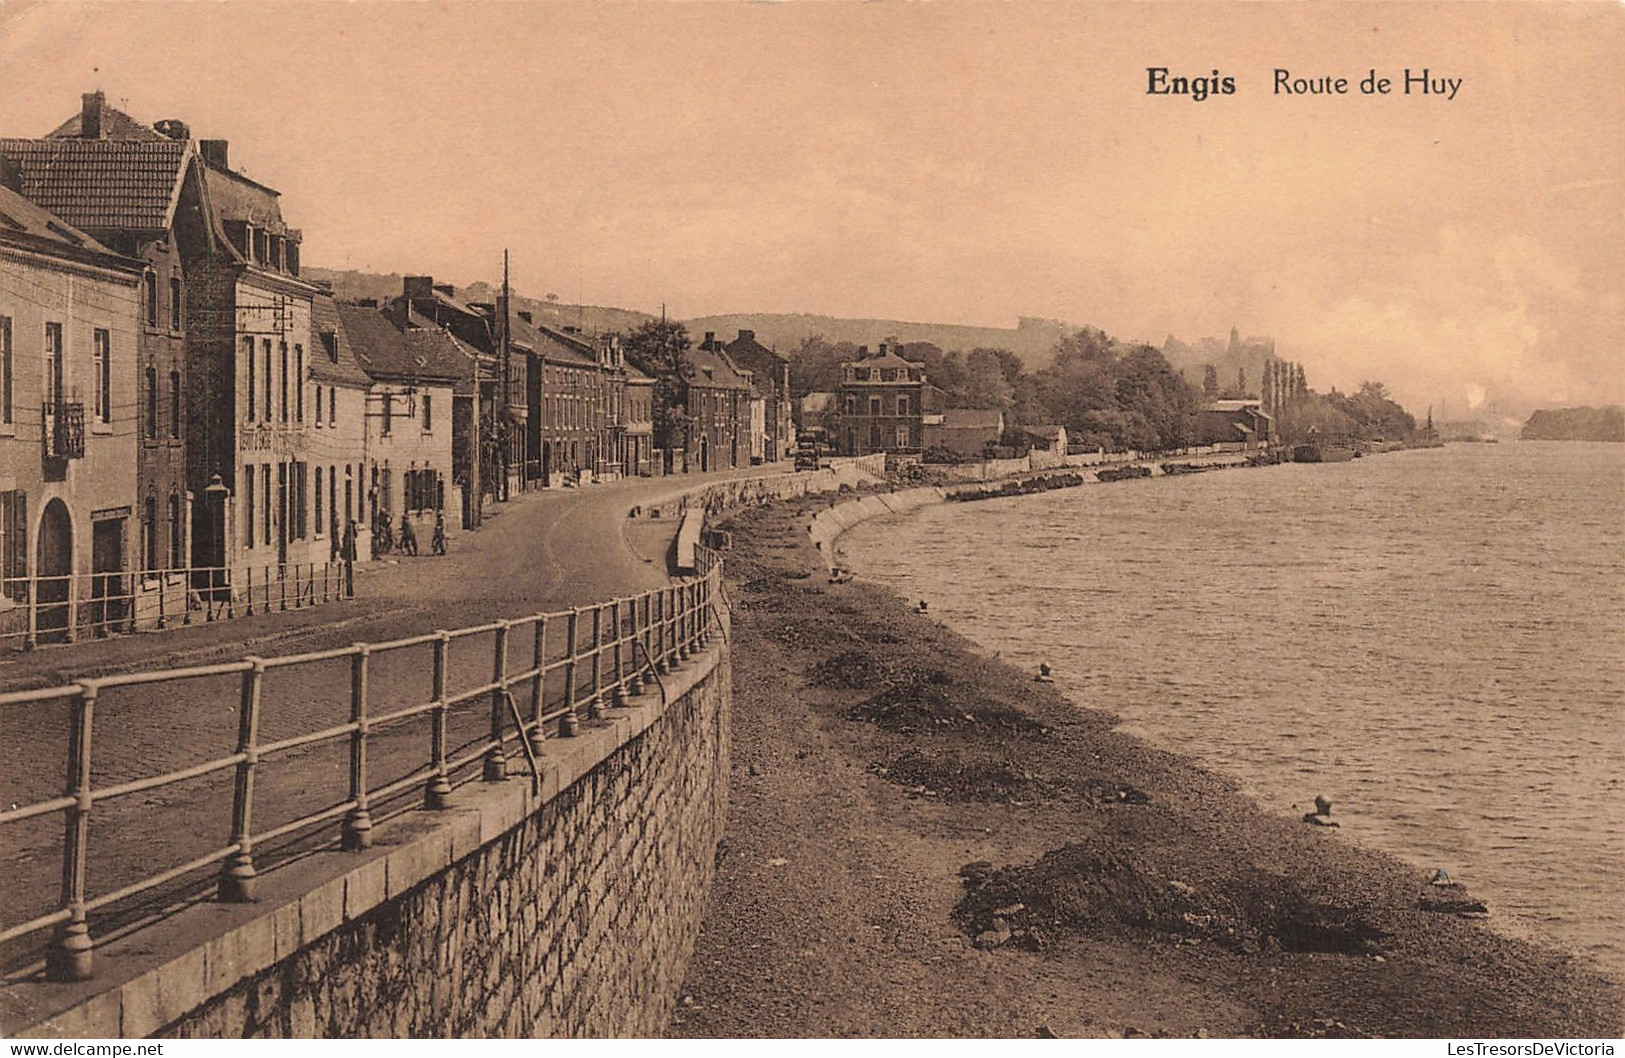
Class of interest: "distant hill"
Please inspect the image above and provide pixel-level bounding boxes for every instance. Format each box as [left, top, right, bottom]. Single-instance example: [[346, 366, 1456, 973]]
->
[[682, 313, 1072, 364], [304, 267, 656, 336], [304, 267, 1076, 359], [1519, 405, 1625, 442]]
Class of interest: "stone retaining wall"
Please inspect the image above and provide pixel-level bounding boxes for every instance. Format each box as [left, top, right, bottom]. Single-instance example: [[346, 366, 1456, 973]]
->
[[7, 640, 731, 1040]]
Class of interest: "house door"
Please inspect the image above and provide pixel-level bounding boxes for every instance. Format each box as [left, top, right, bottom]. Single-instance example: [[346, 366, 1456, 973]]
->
[[91, 517, 126, 633], [868, 423, 882, 452], [35, 498, 72, 643], [698, 435, 709, 473]]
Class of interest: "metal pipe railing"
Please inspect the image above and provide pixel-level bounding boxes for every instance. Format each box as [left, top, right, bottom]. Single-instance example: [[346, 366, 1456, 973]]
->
[[0, 551, 724, 980], [0, 559, 353, 652]]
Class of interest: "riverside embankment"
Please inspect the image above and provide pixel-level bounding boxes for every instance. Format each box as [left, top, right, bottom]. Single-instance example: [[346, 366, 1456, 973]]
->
[[673, 473, 1622, 1038]]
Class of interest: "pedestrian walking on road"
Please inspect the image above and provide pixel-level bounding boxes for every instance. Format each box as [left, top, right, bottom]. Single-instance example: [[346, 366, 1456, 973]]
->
[[431, 510, 447, 556], [399, 513, 419, 556]]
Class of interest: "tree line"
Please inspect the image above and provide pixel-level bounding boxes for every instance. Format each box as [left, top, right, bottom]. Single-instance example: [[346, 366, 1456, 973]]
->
[[622, 318, 1423, 456]]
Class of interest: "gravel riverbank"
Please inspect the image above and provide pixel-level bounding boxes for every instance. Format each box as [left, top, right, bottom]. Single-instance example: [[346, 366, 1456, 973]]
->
[[670, 490, 1622, 1039]]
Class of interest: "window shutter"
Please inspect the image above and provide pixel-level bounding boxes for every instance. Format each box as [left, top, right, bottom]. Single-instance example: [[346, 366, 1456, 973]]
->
[[9, 490, 27, 586]]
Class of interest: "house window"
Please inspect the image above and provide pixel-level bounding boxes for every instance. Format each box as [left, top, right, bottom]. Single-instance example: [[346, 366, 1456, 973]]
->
[[143, 495, 158, 571], [0, 316, 11, 425], [382, 391, 392, 436], [93, 329, 110, 423], [262, 462, 272, 546], [896, 426, 909, 448], [169, 276, 182, 330], [168, 494, 183, 569], [243, 466, 255, 548], [144, 272, 158, 327], [279, 341, 289, 422], [145, 367, 158, 439], [0, 490, 24, 599], [294, 344, 304, 422], [328, 386, 336, 426], [245, 337, 256, 421], [897, 395, 910, 416], [293, 462, 307, 539], [44, 323, 62, 405], [869, 397, 881, 417], [328, 466, 337, 536], [169, 370, 181, 438], [262, 339, 272, 420], [344, 464, 354, 524], [422, 393, 432, 432], [314, 466, 324, 536]]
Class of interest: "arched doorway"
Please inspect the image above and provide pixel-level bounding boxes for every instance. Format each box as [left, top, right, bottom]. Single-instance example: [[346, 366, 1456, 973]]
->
[[35, 498, 73, 643]]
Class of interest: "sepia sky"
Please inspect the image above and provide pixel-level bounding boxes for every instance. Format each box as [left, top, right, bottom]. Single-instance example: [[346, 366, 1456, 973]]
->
[[1, 1, 1621, 418]]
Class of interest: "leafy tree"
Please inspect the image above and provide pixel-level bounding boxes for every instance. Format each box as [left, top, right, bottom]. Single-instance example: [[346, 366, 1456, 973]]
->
[[621, 319, 694, 452], [1202, 363, 1220, 399]]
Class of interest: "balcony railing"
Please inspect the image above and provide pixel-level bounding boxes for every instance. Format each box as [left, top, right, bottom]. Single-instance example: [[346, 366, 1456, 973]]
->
[[42, 401, 85, 461]]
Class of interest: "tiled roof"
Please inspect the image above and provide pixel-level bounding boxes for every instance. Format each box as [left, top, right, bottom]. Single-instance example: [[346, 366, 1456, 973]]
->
[[687, 345, 752, 390], [311, 295, 374, 388], [0, 138, 189, 233], [337, 303, 474, 386], [0, 184, 123, 259], [533, 324, 600, 368], [943, 408, 1005, 430], [46, 103, 167, 142]]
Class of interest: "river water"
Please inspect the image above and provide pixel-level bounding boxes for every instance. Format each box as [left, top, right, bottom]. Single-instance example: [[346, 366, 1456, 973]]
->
[[842, 442, 1624, 977]]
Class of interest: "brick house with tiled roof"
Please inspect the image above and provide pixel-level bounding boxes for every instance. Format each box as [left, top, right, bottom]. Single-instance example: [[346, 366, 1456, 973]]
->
[[687, 333, 753, 472], [0, 182, 143, 644], [336, 301, 465, 548], [721, 329, 794, 463], [835, 342, 943, 456], [3, 93, 198, 583]]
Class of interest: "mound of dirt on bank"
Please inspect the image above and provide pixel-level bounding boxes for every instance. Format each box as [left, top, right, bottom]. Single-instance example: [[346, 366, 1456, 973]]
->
[[876, 747, 1046, 802], [845, 672, 1048, 734], [955, 836, 1386, 956]]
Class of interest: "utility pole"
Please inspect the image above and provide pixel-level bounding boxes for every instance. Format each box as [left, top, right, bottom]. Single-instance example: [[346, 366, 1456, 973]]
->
[[498, 250, 512, 501]]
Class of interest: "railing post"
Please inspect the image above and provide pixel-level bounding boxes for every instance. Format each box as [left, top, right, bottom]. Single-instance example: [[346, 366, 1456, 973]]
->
[[342, 645, 373, 850], [425, 632, 452, 809], [155, 573, 166, 630], [220, 658, 265, 901], [483, 621, 510, 781], [559, 609, 580, 737], [244, 565, 255, 616], [610, 599, 627, 706], [47, 682, 97, 982], [625, 594, 646, 697], [653, 590, 668, 674], [528, 617, 547, 753], [586, 605, 604, 721], [279, 564, 288, 611]]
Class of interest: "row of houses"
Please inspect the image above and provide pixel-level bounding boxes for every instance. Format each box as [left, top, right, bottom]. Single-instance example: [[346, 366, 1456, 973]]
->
[[0, 92, 794, 644], [803, 342, 1270, 459]]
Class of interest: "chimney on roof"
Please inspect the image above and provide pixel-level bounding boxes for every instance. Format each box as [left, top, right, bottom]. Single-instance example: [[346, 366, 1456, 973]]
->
[[516, 310, 533, 325], [354, 298, 379, 309], [0, 156, 21, 194], [433, 283, 456, 296], [703, 331, 716, 349], [404, 276, 434, 300], [81, 92, 105, 140], [737, 329, 754, 343], [200, 140, 229, 169], [154, 119, 190, 142], [857, 345, 869, 358]]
